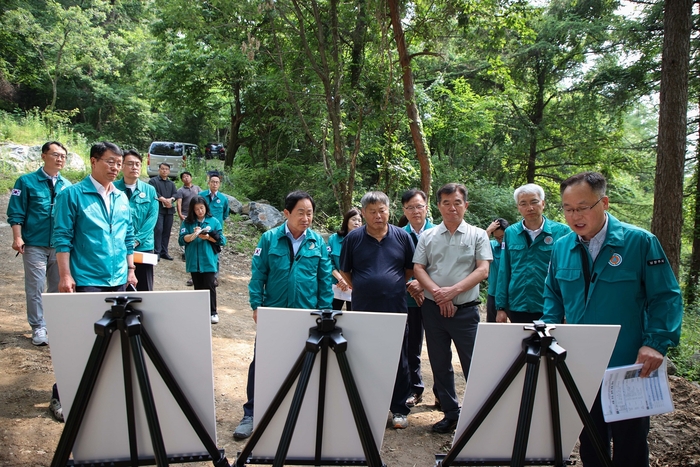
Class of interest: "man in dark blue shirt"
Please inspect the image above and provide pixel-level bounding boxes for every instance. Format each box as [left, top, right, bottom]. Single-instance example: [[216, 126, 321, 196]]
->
[[340, 191, 415, 429]]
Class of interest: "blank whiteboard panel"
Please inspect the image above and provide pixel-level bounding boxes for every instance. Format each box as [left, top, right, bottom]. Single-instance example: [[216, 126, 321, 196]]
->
[[44, 291, 217, 463], [454, 323, 620, 461], [254, 308, 407, 461]]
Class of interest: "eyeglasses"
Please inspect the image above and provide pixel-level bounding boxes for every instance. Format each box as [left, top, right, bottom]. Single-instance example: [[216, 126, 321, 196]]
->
[[404, 204, 426, 212], [99, 158, 123, 169], [562, 197, 604, 216], [48, 152, 67, 160], [518, 199, 542, 208]]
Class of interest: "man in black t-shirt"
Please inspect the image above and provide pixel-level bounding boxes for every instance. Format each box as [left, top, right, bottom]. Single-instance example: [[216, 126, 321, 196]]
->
[[149, 162, 178, 260], [340, 191, 415, 429]]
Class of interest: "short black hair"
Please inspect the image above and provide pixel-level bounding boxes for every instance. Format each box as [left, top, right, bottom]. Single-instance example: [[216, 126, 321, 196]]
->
[[180, 171, 192, 180], [560, 172, 607, 198], [401, 188, 427, 205], [285, 191, 315, 212], [436, 183, 468, 203], [42, 141, 67, 154], [124, 149, 142, 161], [90, 141, 123, 160], [495, 218, 509, 231], [159, 162, 171, 169]]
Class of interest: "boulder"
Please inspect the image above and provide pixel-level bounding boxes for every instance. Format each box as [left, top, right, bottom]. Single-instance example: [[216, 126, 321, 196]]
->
[[225, 194, 243, 214], [247, 201, 285, 230], [0, 143, 86, 173]]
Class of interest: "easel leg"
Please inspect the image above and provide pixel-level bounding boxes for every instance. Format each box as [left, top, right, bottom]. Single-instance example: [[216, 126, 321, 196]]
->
[[511, 347, 541, 467], [140, 327, 230, 467], [545, 356, 564, 466], [315, 336, 330, 464], [556, 360, 615, 467], [51, 320, 116, 467], [119, 324, 139, 466]]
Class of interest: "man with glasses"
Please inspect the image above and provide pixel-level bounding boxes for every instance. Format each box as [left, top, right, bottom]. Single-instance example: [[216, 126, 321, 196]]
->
[[53, 141, 137, 293], [542, 172, 682, 467], [200, 172, 229, 226], [495, 183, 570, 323], [7, 141, 72, 347], [412, 183, 492, 433], [149, 163, 178, 260], [340, 191, 415, 429], [401, 188, 435, 409], [114, 150, 159, 290]]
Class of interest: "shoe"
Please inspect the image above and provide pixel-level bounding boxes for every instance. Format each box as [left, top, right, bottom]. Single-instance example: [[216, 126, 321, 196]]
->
[[160, 253, 174, 261], [392, 413, 408, 429], [233, 415, 254, 439], [181, 254, 186, 261], [406, 393, 423, 407], [32, 327, 48, 346], [49, 398, 64, 422], [432, 417, 457, 433], [211, 314, 219, 324], [186, 279, 193, 286]]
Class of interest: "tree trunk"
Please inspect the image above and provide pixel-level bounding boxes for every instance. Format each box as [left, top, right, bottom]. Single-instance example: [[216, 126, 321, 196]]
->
[[651, 0, 692, 278], [387, 0, 431, 199], [224, 81, 244, 168], [686, 98, 700, 305]]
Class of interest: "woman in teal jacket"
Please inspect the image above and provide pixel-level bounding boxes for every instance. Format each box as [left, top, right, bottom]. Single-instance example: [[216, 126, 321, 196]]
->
[[179, 196, 226, 324], [328, 207, 363, 310]]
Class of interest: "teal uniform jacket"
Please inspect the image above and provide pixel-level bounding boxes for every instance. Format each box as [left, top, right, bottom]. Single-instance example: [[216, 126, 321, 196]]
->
[[496, 216, 570, 314], [178, 216, 226, 273], [200, 190, 230, 226], [52, 177, 134, 287], [327, 232, 344, 285], [249, 223, 333, 311], [487, 239, 503, 296], [403, 220, 436, 307], [114, 179, 158, 252], [542, 214, 683, 368], [7, 168, 72, 247]]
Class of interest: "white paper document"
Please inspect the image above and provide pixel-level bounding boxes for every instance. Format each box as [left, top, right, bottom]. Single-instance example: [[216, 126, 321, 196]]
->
[[601, 359, 674, 423], [332, 283, 352, 301]]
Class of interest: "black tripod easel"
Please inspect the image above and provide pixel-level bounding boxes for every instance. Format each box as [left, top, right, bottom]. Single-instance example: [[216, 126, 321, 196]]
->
[[51, 296, 230, 467], [234, 310, 386, 467], [436, 321, 614, 467]]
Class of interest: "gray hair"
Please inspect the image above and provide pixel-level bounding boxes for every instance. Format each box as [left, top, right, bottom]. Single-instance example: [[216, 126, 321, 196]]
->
[[360, 191, 390, 209], [513, 183, 545, 203]]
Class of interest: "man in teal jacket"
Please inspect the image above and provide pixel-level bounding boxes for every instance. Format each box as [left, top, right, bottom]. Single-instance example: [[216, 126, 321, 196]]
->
[[401, 188, 436, 408], [233, 191, 333, 440], [114, 149, 158, 290], [495, 183, 570, 323], [7, 141, 72, 346], [543, 172, 682, 467], [485, 218, 508, 323], [200, 173, 230, 226], [53, 141, 137, 292]]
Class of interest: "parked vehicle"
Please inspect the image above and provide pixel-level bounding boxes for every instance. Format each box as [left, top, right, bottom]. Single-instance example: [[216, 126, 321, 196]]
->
[[146, 142, 202, 178], [204, 143, 226, 160]]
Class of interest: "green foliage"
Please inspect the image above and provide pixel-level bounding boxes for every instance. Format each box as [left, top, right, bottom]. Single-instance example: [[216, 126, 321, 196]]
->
[[0, 109, 91, 157], [227, 214, 262, 256], [668, 307, 700, 382]]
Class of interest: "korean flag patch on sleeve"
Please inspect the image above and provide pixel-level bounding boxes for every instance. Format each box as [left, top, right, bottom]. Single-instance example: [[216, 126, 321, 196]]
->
[[180, 227, 186, 234], [11, 188, 21, 196], [254, 247, 262, 256]]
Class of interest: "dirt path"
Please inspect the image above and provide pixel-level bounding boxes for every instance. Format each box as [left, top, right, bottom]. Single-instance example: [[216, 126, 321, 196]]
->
[[1, 192, 699, 466]]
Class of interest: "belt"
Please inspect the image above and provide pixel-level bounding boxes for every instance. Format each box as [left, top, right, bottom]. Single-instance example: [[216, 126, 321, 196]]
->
[[455, 300, 480, 309]]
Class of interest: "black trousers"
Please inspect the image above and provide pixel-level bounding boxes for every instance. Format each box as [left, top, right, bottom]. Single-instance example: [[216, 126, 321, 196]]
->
[[506, 309, 543, 323], [135, 250, 154, 291], [191, 272, 217, 315], [154, 211, 174, 256], [407, 305, 425, 395], [579, 390, 650, 467], [332, 299, 352, 311], [486, 295, 497, 323]]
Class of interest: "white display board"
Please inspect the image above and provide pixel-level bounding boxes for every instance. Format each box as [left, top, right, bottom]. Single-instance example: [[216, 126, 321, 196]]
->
[[253, 308, 407, 461], [454, 323, 620, 462], [44, 291, 217, 463]]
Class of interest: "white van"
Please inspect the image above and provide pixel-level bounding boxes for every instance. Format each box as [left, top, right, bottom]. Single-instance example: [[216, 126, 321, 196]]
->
[[146, 141, 202, 178]]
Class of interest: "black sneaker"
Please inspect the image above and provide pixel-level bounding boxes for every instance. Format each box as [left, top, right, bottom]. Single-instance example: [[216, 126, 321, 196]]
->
[[432, 417, 457, 434]]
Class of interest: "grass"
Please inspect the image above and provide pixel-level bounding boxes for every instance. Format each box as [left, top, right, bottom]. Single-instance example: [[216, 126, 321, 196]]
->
[[668, 308, 700, 382]]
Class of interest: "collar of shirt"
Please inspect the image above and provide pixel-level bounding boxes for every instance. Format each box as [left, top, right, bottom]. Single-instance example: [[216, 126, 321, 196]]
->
[[410, 220, 427, 236], [522, 218, 544, 241], [285, 223, 307, 256], [41, 167, 59, 185], [124, 182, 137, 190], [89, 175, 114, 215], [579, 213, 609, 262], [436, 219, 468, 235]]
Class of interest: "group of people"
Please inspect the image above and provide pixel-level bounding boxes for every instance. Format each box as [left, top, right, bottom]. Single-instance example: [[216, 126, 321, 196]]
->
[[8, 140, 683, 466], [231, 179, 683, 467]]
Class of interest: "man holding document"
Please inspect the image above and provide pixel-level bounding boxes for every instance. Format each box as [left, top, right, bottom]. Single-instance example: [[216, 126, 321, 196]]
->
[[542, 171, 683, 467]]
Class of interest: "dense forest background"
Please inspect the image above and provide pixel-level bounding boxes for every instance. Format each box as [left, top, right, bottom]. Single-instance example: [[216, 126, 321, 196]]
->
[[1, 0, 699, 299]]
